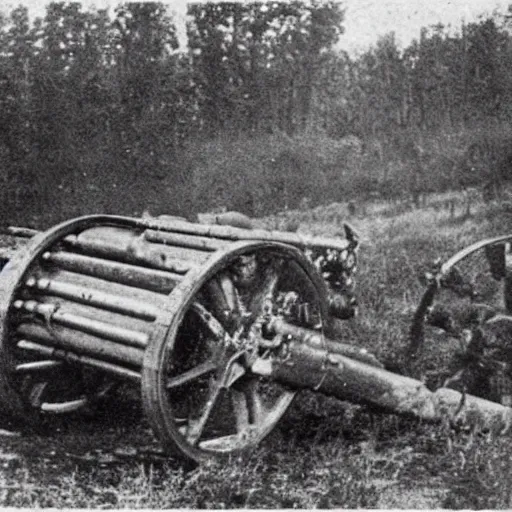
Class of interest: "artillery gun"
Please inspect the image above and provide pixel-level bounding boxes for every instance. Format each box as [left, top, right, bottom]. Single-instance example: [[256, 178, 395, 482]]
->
[[0, 213, 511, 464]]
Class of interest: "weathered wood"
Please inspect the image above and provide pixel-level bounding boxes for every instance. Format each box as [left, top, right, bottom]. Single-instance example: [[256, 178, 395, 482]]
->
[[254, 334, 512, 433], [5, 226, 38, 238], [42, 251, 182, 293], [134, 217, 352, 251], [16, 323, 144, 367], [4, 226, 207, 268], [270, 318, 384, 368], [14, 300, 149, 348], [14, 359, 62, 373], [18, 340, 141, 380], [68, 227, 206, 269], [25, 277, 162, 320], [144, 229, 228, 252], [18, 340, 140, 380], [6, 214, 354, 254]]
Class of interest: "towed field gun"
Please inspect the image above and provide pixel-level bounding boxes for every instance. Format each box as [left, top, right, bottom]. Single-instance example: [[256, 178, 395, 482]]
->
[[0, 212, 511, 464]]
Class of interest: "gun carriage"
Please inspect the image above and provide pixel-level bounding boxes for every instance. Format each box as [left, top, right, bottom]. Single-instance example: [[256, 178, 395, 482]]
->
[[0, 213, 511, 464]]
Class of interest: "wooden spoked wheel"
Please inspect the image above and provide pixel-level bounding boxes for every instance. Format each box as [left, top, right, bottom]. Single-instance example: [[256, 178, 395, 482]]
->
[[141, 241, 329, 463], [408, 235, 512, 398], [0, 214, 333, 460], [0, 216, 137, 422]]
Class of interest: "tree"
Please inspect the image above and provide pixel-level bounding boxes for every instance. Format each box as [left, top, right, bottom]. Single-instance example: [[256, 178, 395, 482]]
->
[[187, 1, 345, 135]]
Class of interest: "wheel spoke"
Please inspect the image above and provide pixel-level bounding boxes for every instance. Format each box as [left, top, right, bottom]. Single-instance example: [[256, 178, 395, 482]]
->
[[186, 376, 224, 445], [204, 273, 242, 330], [184, 352, 246, 445], [249, 260, 283, 314], [15, 360, 63, 373], [266, 392, 295, 424], [191, 302, 228, 341], [41, 398, 89, 413], [230, 388, 250, 433], [166, 359, 217, 389], [198, 434, 245, 451], [27, 382, 47, 407], [218, 273, 239, 313], [244, 379, 265, 425], [232, 377, 294, 433]]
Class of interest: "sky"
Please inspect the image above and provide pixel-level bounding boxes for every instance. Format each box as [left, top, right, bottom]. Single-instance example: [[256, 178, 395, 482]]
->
[[339, 0, 510, 53], [1, 0, 511, 54]]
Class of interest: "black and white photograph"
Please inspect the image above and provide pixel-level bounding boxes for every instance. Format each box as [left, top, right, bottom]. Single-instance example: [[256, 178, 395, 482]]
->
[[0, 0, 511, 508]]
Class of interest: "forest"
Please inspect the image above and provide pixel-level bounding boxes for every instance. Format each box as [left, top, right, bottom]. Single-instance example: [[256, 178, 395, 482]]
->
[[1, 1, 512, 226]]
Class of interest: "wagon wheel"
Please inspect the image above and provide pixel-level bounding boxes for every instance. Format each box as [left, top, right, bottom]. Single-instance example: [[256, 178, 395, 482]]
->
[[142, 241, 329, 463], [14, 362, 115, 417], [408, 234, 512, 398], [0, 216, 134, 422]]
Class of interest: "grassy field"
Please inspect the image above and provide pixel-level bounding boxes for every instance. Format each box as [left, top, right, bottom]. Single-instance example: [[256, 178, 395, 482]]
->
[[1, 189, 512, 508]]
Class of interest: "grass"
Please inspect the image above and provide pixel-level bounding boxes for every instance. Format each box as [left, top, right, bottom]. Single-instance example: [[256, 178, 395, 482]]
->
[[1, 187, 512, 508], [8, 118, 512, 229]]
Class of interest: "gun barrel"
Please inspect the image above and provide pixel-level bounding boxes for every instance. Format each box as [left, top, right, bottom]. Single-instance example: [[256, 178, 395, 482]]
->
[[254, 320, 512, 433]]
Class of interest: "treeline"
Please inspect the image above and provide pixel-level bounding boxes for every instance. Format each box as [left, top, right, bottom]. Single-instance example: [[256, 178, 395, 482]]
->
[[1, 2, 511, 225]]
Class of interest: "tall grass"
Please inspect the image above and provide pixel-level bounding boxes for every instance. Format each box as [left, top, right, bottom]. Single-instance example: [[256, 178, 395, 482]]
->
[[4, 118, 512, 229]]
